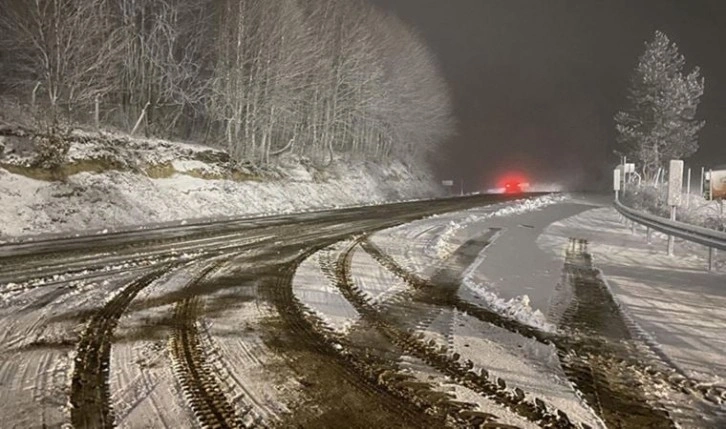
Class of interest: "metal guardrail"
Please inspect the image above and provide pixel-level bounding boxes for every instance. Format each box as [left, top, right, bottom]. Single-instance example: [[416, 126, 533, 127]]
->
[[614, 199, 726, 270]]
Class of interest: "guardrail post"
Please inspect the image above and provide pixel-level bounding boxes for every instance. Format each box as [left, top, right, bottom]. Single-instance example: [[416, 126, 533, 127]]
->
[[667, 206, 676, 256], [616, 199, 726, 271]]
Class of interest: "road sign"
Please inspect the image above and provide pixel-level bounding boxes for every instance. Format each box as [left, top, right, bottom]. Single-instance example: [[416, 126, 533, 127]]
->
[[667, 160, 684, 206], [441, 180, 454, 186], [613, 169, 621, 191], [708, 168, 726, 200]]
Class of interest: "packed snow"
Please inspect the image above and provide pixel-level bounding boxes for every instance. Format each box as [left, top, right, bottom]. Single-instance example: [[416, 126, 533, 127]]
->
[[539, 206, 726, 384], [369, 194, 580, 331], [292, 247, 360, 334]]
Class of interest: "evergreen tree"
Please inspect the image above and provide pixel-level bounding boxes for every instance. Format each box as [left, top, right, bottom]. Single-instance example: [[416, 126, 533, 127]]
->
[[615, 30, 705, 181]]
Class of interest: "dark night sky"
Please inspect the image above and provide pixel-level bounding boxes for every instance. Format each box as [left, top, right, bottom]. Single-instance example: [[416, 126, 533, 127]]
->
[[370, 0, 726, 191]]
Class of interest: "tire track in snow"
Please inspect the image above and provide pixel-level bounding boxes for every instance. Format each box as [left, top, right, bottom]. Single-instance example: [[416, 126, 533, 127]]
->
[[70, 268, 169, 429], [336, 238, 578, 428], [265, 244, 444, 428], [367, 231, 726, 427], [169, 295, 246, 428], [557, 238, 678, 429], [360, 238, 556, 345]]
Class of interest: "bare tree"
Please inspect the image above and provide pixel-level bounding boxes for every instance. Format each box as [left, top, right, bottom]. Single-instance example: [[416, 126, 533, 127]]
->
[[0, 0, 454, 172], [0, 0, 122, 120], [113, 0, 213, 137]]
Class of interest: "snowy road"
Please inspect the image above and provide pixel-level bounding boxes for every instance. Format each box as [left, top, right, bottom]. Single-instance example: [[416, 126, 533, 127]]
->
[[1, 193, 724, 428]]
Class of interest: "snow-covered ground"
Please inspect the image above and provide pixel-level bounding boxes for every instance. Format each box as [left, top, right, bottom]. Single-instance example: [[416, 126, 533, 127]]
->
[[288, 193, 726, 426], [5, 186, 724, 427], [0, 131, 440, 238], [287, 196, 608, 427], [369, 194, 582, 329], [293, 247, 360, 334], [539, 205, 726, 384], [0, 270, 142, 427]]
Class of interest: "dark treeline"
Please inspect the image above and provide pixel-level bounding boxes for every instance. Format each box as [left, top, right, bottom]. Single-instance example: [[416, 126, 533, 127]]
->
[[0, 0, 453, 167]]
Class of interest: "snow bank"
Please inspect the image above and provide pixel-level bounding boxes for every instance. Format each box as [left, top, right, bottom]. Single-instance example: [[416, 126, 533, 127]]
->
[[435, 194, 567, 259], [460, 250, 555, 333], [0, 135, 440, 237], [368, 195, 569, 332]]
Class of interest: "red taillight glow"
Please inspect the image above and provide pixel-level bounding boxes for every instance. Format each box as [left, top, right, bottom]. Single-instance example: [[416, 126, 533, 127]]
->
[[497, 172, 529, 194]]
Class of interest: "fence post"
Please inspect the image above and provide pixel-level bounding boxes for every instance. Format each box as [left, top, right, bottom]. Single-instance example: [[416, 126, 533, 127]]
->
[[708, 247, 714, 272]]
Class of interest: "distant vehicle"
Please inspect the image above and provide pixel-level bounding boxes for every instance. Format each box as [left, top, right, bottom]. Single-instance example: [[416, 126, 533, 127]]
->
[[504, 181, 523, 193], [497, 172, 530, 194]]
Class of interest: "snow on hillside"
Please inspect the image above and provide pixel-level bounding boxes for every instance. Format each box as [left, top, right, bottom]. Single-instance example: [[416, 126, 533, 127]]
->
[[0, 131, 441, 238]]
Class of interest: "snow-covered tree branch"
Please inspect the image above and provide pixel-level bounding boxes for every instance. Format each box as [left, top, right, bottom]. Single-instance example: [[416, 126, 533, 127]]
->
[[614, 30, 705, 182], [0, 0, 454, 169]]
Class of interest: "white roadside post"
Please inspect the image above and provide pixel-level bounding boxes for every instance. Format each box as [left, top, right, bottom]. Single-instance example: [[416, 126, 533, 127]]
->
[[623, 163, 636, 232], [710, 168, 726, 271], [704, 169, 715, 270], [686, 167, 691, 208], [706, 170, 713, 201], [667, 160, 684, 256], [613, 168, 621, 202]]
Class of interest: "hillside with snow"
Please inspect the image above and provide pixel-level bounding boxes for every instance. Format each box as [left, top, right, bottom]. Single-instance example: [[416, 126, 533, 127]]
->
[[0, 129, 442, 238]]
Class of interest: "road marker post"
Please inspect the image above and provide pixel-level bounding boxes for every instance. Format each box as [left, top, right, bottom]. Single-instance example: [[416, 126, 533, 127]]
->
[[613, 169, 621, 202], [667, 160, 684, 257], [686, 167, 691, 208]]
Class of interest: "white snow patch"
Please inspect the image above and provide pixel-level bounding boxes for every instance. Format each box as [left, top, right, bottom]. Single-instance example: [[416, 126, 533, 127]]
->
[[292, 250, 359, 334], [399, 355, 543, 429], [460, 246, 555, 332], [448, 312, 605, 428], [434, 194, 568, 260]]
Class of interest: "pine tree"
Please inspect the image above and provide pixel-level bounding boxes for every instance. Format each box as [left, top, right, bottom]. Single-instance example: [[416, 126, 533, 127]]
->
[[615, 30, 705, 181]]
